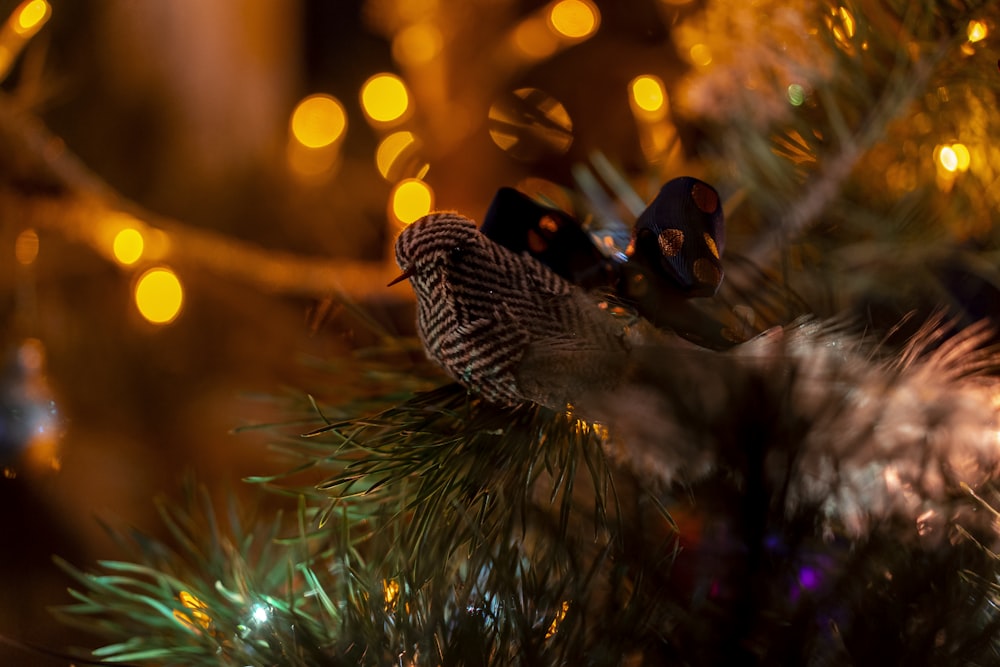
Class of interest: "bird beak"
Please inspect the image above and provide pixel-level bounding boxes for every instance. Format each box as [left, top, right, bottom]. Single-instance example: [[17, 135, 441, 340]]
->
[[387, 267, 414, 287]]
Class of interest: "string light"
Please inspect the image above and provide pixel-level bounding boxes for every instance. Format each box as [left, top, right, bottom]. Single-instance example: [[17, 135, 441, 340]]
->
[[548, 0, 599, 40], [787, 83, 806, 106], [112, 228, 144, 265], [290, 94, 347, 149], [390, 178, 434, 226], [967, 19, 988, 43], [630, 75, 667, 116], [14, 228, 39, 265], [0, 0, 51, 80], [512, 16, 559, 60], [360, 73, 410, 124], [134, 267, 184, 325], [251, 603, 269, 624]]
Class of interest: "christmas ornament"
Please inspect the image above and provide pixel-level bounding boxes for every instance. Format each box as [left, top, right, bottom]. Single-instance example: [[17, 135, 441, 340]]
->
[[391, 213, 654, 408]]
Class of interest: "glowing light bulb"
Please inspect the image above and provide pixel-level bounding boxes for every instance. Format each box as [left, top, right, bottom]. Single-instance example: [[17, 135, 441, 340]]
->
[[937, 145, 958, 172], [112, 228, 144, 265], [390, 179, 433, 225], [12, 0, 49, 36], [360, 73, 410, 124], [968, 19, 988, 43], [630, 75, 666, 114], [14, 228, 38, 265], [135, 267, 183, 325], [290, 94, 346, 148], [952, 143, 970, 171], [251, 604, 269, 624], [548, 0, 599, 40]]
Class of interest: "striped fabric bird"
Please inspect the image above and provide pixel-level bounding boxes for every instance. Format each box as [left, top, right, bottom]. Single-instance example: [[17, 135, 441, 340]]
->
[[392, 212, 652, 409]]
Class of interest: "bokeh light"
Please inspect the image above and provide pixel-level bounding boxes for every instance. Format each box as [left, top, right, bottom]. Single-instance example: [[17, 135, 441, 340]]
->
[[548, 0, 599, 40], [937, 145, 958, 172], [12, 0, 49, 36], [376, 131, 421, 181], [630, 75, 667, 115], [967, 19, 988, 43], [689, 43, 712, 67], [135, 267, 184, 325], [951, 143, 971, 171], [360, 73, 410, 124], [390, 178, 433, 226], [290, 94, 347, 148], [112, 228, 144, 265], [14, 228, 38, 265], [393, 22, 443, 66]]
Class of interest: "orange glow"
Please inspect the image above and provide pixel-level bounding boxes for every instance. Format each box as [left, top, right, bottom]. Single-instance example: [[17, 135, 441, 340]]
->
[[12, 0, 49, 36], [135, 267, 183, 325], [14, 228, 38, 265], [376, 131, 417, 180], [630, 75, 667, 115], [689, 43, 712, 67], [513, 16, 559, 59], [393, 22, 443, 66], [390, 179, 433, 225], [112, 228, 144, 265], [967, 20, 988, 43], [290, 94, 346, 148], [361, 73, 410, 124], [548, 0, 599, 40]]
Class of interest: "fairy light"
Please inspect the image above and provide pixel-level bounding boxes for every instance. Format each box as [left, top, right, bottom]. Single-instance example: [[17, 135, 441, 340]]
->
[[383, 579, 401, 611], [290, 94, 347, 149], [390, 178, 434, 226], [14, 228, 38, 265], [360, 73, 410, 124], [937, 144, 959, 172], [548, 0, 599, 40], [251, 603, 269, 624], [112, 228, 144, 265], [967, 19, 988, 43], [630, 75, 667, 116], [135, 267, 184, 325], [0, 0, 51, 79], [12, 0, 48, 35]]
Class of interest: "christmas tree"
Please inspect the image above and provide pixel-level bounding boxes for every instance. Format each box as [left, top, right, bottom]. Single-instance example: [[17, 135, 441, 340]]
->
[[2, 0, 1000, 665]]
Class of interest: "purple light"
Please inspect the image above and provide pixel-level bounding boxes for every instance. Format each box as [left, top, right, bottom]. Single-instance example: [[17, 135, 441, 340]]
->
[[798, 567, 820, 590]]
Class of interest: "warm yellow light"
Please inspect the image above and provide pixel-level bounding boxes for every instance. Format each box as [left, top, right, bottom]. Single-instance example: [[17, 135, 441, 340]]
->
[[545, 601, 570, 639], [689, 43, 712, 67], [837, 7, 855, 37], [360, 73, 410, 124], [112, 228, 144, 265], [952, 143, 971, 171], [135, 267, 183, 325], [548, 0, 599, 40], [290, 94, 347, 148], [14, 228, 38, 265], [391, 179, 433, 225], [630, 75, 666, 113], [383, 579, 401, 611], [937, 145, 958, 172], [393, 22, 443, 66], [12, 0, 49, 36], [968, 19, 988, 43], [376, 131, 417, 180]]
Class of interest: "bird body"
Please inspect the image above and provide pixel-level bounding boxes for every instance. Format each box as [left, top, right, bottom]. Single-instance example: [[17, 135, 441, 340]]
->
[[394, 213, 643, 408]]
